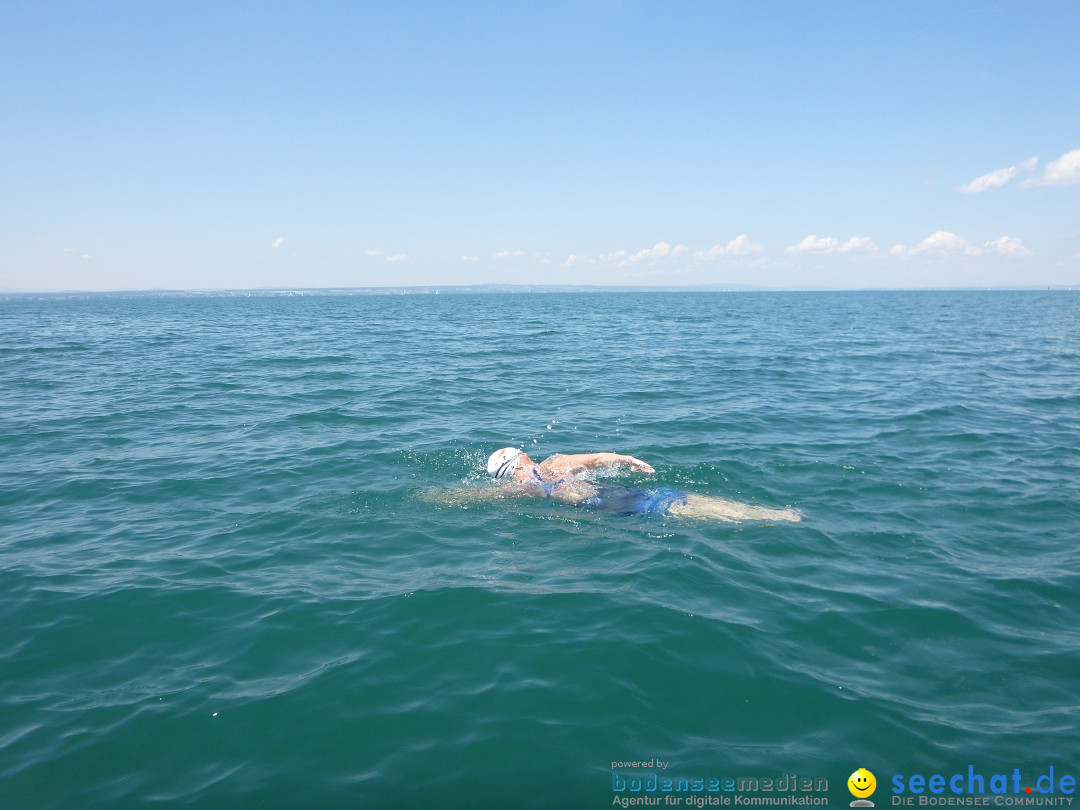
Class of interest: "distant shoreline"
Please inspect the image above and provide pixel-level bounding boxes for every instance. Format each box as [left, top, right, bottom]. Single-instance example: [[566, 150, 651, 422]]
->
[[1, 284, 1077, 300]]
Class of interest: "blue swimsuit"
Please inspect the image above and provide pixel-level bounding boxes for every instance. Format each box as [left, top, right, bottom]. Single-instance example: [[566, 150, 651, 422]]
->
[[528, 470, 686, 516], [581, 485, 688, 516]]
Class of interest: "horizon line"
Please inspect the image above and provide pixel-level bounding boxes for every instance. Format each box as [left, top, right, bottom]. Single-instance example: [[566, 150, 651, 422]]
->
[[2, 282, 1077, 298]]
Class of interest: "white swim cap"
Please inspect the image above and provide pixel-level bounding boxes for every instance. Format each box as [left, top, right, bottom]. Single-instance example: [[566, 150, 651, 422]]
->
[[487, 447, 523, 478]]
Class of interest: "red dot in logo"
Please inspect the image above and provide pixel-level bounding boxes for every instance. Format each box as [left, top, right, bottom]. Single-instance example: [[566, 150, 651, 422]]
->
[[1026, 788, 1032, 794]]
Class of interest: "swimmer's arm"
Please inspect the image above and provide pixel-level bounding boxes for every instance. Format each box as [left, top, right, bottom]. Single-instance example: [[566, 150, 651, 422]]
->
[[419, 479, 551, 506], [418, 484, 531, 506], [538, 453, 655, 477], [417, 486, 491, 505]]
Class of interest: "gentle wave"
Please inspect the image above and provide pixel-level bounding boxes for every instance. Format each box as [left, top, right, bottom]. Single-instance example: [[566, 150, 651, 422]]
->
[[2, 291, 1078, 807]]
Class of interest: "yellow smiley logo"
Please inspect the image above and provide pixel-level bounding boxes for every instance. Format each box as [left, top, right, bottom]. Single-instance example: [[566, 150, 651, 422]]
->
[[848, 768, 877, 798]]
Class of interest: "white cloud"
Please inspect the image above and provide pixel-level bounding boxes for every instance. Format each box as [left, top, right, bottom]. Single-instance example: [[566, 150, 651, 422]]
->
[[271, 237, 285, 249], [786, 235, 839, 253], [625, 241, 673, 263], [958, 157, 1037, 193], [460, 255, 478, 263], [982, 236, 1029, 255], [892, 231, 972, 256], [493, 250, 525, 259], [599, 242, 690, 266], [596, 250, 626, 264], [1023, 149, 1080, 187], [693, 234, 764, 260], [839, 236, 879, 253], [892, 231, 1028, 257], [365, 248, 408, 261], [559, 241, 689, 269], [909, 231, 980, 255], [785, 235, 878, 254], [724, 234, 764, 255], [959, 150, 1080, 191]]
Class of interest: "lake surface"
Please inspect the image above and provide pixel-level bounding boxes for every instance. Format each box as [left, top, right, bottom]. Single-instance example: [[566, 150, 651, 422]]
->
[[2, 290, 1077, 808]]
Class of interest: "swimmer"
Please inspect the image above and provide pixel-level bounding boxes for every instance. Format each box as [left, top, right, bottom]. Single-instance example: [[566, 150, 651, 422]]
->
[[483, 447, 801, 522]]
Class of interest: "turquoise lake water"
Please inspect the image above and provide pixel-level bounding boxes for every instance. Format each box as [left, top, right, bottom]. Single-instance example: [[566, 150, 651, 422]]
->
[[1, 291, 1078, 809]]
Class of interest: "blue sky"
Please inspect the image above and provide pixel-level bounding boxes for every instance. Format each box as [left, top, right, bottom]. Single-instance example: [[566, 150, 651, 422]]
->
[[2, 0, 1078, 291]]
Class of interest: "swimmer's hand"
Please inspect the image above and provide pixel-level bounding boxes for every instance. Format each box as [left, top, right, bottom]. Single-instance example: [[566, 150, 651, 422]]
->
[[624, 457, 655, 474]]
